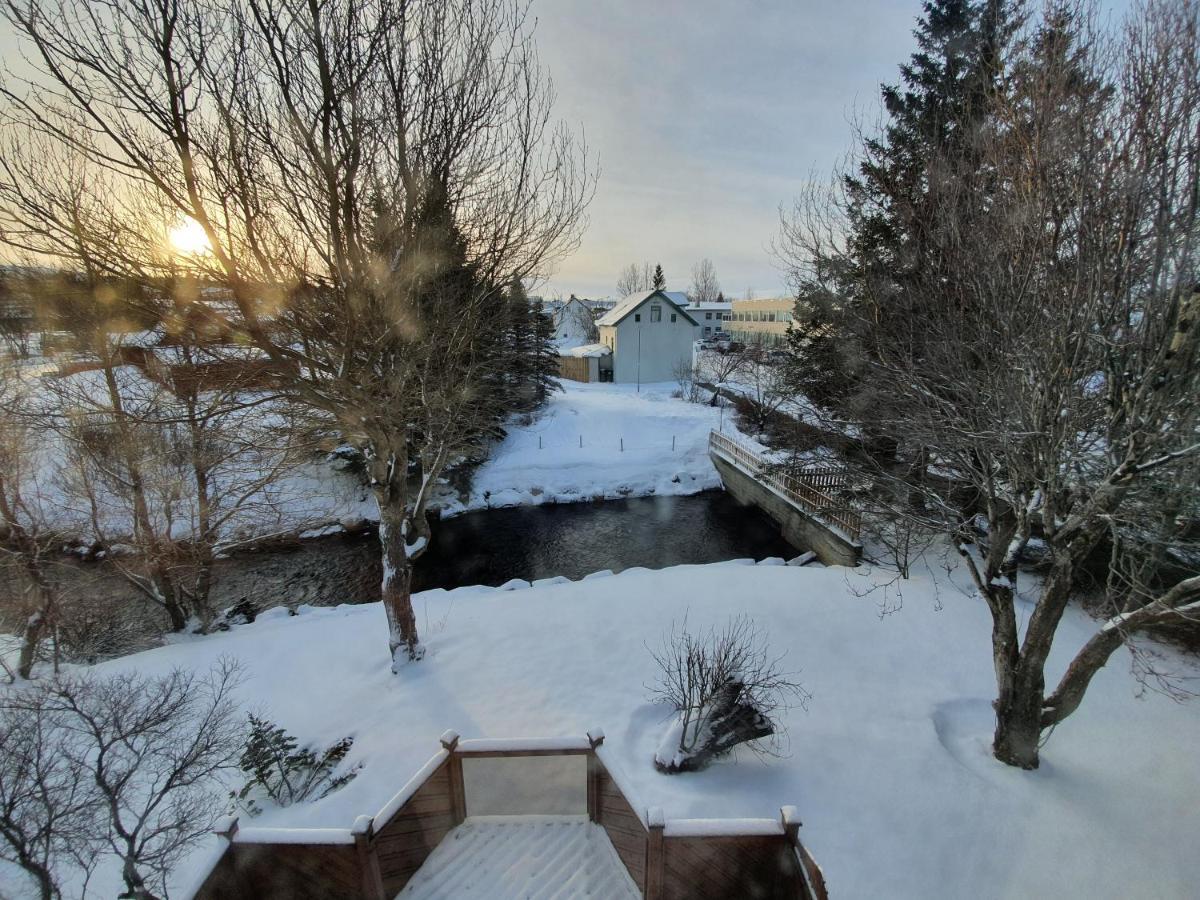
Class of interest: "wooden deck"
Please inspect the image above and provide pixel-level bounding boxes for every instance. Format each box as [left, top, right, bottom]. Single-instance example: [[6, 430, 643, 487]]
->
[[185, 730, 829, 900], [398, 816, 639, 899]]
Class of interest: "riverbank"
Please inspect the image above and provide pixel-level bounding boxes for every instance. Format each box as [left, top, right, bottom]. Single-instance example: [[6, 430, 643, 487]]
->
[[21, 554, 1199, 900], [275, 379, 735, 537]]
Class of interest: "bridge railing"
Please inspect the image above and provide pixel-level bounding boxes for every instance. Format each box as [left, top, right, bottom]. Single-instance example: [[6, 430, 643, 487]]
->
[[709, 430, 861, 541]]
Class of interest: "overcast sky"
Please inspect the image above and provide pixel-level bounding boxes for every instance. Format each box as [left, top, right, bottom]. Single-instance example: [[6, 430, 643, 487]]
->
[[534, 0, 924, 300]]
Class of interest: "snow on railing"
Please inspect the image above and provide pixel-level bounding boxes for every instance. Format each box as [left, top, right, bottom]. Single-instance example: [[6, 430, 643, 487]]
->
[[662, 817, 785, 837], [232, 826, 356, 845], [455, 735, 593, 755], [709, 429, 862, 541], [371, 747, 451, 831]]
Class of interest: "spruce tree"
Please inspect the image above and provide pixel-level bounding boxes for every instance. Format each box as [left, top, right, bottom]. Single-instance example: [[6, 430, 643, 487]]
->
[[845, 0, 1017, 318], [652, 264, 666, 290]]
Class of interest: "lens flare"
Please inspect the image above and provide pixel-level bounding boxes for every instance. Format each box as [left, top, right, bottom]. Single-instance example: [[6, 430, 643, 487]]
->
[[168, 218, 212, 255]]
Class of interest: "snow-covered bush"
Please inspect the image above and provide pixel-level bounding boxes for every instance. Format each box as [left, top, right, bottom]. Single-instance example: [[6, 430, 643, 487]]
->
[[231, 715, 359, 816], [648, 615, 809, 774]]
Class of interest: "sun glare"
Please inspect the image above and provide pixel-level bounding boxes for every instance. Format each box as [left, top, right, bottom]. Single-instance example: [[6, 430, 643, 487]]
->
[[168, 218, 212, 256]]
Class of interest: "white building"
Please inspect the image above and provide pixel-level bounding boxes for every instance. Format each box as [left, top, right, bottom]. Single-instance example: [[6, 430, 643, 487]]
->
[[596, 290, 698, 384], [686, 301, 733, 338], [551, 296, 598, 346]]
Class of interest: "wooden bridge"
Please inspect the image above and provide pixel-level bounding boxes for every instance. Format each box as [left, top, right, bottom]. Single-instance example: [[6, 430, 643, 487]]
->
[[183, 730, 829, 900], [708, 430, 862, 566]]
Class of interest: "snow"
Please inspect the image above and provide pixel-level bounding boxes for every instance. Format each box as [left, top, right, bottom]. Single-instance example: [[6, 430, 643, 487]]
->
[[32, 555, 1200, 899], [457, 737, 592, 754], [397, 816, 640, 900], [662, 818, 782, 837], [7, 374, 734, 547], [558, 342, 610, 358], [461, 381, 726, 511]]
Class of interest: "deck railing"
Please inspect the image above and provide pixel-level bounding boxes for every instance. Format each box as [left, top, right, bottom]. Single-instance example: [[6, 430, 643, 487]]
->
[[709, 429, 861, 541], [185, 729, 828, 900]]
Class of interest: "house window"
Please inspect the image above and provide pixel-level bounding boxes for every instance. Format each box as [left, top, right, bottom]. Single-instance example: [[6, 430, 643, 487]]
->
[[650, 305, 662, 322], [705, 312, 712, 320], [635, 313, 641, 322], [768, 313, 776, 322], [671, 313, 677, 322]]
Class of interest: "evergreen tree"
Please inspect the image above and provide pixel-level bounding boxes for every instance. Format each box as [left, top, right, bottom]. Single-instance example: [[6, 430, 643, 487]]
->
[[652, 264, 666, 290], [846, 0, 1018, 323]]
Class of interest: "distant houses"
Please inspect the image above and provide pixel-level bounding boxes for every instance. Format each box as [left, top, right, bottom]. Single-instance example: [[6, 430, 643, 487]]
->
[[687, 300, 732, 339], [551, 296, 598, 346]]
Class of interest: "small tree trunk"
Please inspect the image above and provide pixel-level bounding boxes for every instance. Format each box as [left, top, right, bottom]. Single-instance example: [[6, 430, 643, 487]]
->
[[16, 610, 44, 680], [157, 575, 189, 633], [379, 508, 421, 668]]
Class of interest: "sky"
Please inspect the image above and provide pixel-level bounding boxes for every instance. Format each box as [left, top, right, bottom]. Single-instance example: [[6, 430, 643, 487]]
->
[[533, 0, 924, 300]]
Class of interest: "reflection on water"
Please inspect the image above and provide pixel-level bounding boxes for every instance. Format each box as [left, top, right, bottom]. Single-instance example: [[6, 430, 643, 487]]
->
[[411, 491, 797, 592]]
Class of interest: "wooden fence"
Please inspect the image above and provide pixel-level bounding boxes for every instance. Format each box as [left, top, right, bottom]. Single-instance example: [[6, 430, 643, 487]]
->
[[709, 429, 861, 541], [185, 730, 828, 900], [557, 355, 593, 383]]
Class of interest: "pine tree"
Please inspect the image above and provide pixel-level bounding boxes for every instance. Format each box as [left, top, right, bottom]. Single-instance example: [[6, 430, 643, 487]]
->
[[846, 0, 1018, 318], [652, 264, 666, 290]]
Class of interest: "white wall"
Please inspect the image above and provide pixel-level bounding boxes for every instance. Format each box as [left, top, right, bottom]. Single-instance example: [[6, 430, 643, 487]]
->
[[605, 297, 696, 384]]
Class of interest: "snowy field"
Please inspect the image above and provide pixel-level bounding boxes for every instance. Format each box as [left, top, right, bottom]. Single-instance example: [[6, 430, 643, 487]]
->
[[30, 555, 1200, 899], [283, 378, 730, 530], [452, 380, 726, 512]]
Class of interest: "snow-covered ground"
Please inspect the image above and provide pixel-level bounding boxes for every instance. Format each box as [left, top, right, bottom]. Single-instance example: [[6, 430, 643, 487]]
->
[[451, 381, 726, 512], [10, 370, 731, 543], [271, 379, 730, 533], [30, 554, 1200, 899]]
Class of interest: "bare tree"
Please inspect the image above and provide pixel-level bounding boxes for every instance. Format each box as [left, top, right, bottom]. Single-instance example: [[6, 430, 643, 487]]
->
[[616, 261, 654, 296], [40, 659, 244, 899], [671, 357, 702, 403], [0, 354, 66, 679], [0, 0, 594, 667], [697, 342, 748, 386], [739, 338, 789, 435], [46, 331, 308, 633], [648, 615, 809, 774], [689, 257, 721, 303], [0, 686, 100, 899], [779, 1, 1200, 768]]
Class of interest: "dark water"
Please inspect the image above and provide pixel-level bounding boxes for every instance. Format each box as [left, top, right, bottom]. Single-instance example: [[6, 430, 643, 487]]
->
[[209, 491, 797, 609], [14, 492, 798, 657], [413, 491, 797, 590]]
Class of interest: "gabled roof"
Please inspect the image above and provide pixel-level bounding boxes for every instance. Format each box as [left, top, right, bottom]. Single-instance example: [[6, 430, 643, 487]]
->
[[595, 290, 698, 327]]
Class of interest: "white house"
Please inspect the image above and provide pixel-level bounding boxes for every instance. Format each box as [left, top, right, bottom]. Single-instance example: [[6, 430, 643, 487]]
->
[[687, 301, 733, 338], [596, 290, 698, 384], [551, 296, 598, 346]]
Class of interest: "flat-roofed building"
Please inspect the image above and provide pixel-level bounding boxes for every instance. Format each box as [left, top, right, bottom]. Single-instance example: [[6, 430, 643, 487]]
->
[[727, 297, 794, 346], [686, 301, 732, 338]]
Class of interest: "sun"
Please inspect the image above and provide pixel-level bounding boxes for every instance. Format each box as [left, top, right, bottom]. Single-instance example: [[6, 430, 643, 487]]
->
[[168, 217, 212, 256]]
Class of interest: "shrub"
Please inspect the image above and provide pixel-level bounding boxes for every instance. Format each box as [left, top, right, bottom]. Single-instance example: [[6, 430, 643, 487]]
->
[[648, 615, 809, 774], [232, 715, 359, 815]]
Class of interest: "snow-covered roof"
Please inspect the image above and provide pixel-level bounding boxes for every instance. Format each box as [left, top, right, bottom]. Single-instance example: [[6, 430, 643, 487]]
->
[[687, 301, 732, 311], [559, 342, 611, 358], [595, 290, 698, 327]]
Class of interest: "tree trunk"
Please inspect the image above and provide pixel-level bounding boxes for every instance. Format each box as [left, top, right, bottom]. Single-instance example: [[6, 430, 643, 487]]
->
[[16, 610, 44, 680], [379, 507, 421, 669], [992, 683, 1043, 769]]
